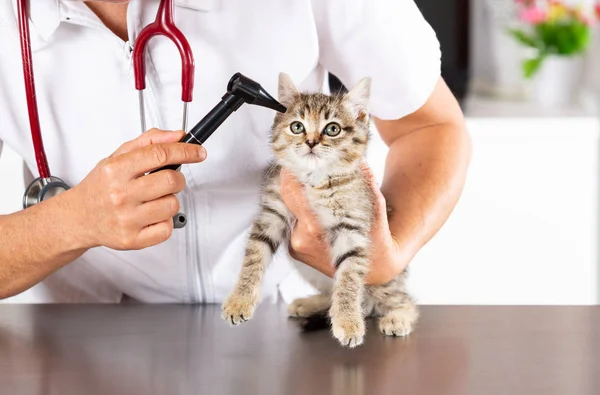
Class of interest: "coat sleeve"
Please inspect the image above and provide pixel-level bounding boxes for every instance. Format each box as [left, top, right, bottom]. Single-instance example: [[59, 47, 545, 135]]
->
[[312, 0, 442, 120]]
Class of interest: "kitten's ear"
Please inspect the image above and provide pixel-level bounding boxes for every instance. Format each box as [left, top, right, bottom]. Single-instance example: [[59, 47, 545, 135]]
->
[[278, 72, 299, 108], [344, 77, 371, 122]]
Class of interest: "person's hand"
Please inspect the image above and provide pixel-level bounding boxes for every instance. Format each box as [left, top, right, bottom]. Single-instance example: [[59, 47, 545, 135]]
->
[[69, 128, 206, 251], [280, 163, 407, 285]]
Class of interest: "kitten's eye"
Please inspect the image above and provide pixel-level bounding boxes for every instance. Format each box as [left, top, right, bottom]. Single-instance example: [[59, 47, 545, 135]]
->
[[323, 122, 342, 137], [290, 121, 305, 134]]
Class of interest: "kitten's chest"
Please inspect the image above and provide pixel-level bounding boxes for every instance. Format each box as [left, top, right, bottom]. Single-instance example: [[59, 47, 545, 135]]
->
[[304, 187, 357, 227], [301, 175, 372, 227], [307, 195, 343, 227]]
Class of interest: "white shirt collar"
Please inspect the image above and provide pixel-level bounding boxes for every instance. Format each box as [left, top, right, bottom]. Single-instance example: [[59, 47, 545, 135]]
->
[[12, 0, 219, 45], [176, 0, 219, 11], [13, 0, 61, 43]]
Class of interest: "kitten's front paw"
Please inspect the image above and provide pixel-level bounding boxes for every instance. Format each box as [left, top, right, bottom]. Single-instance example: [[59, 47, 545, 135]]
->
[[222, 292, 257, 326], [331, 314, 365, 348], [378, 311, 415, 337]]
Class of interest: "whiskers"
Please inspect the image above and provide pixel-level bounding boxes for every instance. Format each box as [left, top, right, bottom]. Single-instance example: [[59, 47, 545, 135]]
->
[[285, 143, 359, 177], [264, 162, 280, 180], [317, 146, 357, 169]]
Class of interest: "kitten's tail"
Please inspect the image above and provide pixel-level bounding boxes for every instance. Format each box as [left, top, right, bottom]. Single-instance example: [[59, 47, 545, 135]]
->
[[298, 310, 331, 332]]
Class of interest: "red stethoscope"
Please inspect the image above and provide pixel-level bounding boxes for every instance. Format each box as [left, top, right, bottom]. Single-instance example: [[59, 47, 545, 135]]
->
[[17, 0, 194, 229]]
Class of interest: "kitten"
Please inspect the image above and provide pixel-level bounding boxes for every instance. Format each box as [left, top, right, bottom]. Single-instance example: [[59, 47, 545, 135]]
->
[[221, 73, 418, 347]]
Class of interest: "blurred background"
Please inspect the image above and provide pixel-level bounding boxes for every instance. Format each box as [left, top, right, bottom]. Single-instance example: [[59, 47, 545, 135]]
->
[[2, 0, 600, 305]]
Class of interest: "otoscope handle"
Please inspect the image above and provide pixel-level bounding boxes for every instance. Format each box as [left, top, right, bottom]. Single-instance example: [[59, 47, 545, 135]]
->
[[152, 93, 244, 173], [184, 93, 244, 145]]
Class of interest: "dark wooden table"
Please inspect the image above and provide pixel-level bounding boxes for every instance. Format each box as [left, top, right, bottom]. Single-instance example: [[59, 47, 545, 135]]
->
[[1, 304, 599, 395]]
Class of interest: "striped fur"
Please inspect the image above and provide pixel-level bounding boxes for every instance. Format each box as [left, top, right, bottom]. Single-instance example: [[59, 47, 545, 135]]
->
[[222, 73, 418, 347]]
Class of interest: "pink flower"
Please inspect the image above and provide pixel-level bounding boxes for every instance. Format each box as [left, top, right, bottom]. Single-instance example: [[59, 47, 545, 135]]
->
[[579, 15, 592, 25], [519, 6, 547, 24], [595, 3, 600, 19], [515, 0, 537, 7]]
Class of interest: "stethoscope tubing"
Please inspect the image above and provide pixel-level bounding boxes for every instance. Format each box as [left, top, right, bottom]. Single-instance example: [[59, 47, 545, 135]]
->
[[17, 0, 52, 179]]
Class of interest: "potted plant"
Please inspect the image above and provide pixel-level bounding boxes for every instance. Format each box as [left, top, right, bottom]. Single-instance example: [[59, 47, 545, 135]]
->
[[508, 0, 599, 107]]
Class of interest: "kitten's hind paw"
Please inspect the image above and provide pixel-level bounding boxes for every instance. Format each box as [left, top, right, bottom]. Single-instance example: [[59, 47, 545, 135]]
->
[[222, 293, 257, 326], [331, 315, 365, 348], [288, 294, 331, 318]]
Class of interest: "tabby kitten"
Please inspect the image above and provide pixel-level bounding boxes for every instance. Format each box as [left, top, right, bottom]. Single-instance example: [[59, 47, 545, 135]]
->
[[222, 73, 418, 347]]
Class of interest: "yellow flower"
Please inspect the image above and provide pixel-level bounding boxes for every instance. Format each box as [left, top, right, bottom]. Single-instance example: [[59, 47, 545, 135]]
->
[[547, 2, 568, 21], [571, 4, 589, 23]]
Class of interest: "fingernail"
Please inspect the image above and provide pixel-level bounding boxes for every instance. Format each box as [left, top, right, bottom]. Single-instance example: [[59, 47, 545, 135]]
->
[[198, 146, 207, 160]]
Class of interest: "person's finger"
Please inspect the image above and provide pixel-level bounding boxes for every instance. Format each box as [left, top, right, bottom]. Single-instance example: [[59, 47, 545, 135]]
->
[[359, 160, 378, 189], [129, 169, 186, 203], [289, 245, 335, 278], [279, 168, 323, 236], [288, 222, 335, 277], [135, 194, 180, 227], [358, 161, 390, 227], [134, 219, 175, 249], [119, 141, 207, 179], [289, 222, 324, 258], [110, 129, 186, 157]]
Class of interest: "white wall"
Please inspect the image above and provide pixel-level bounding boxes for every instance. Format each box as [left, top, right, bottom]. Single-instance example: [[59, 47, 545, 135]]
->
[[412, 118, 599, 305]]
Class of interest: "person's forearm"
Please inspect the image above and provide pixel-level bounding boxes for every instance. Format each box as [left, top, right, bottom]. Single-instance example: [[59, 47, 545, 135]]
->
[[380, 121, 471, 267], [0, 188, 89, 299]]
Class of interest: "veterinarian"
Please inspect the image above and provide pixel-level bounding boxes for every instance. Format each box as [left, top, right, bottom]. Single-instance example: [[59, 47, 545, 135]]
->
[[0, 0, 471, 303]]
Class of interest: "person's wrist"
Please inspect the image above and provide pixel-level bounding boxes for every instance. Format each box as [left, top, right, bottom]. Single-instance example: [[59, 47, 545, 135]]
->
[[55, 185, 97, 251]]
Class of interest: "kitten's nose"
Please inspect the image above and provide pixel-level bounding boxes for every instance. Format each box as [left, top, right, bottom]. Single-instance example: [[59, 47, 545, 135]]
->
[[305, 140, 319, 149]]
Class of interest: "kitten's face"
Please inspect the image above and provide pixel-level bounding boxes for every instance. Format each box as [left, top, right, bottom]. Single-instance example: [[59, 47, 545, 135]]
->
[[271, 73, 371, 175]]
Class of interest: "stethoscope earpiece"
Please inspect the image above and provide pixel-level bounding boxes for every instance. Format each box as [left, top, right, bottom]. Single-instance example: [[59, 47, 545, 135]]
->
[[23, 177, 70, 209]]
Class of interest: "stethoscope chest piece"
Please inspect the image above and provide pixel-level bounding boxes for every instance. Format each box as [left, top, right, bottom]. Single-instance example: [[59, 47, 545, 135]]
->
[[23, 177, 70, 209]]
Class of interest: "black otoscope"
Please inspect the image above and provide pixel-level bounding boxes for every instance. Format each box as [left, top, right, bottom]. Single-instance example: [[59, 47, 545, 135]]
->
[[151, 73, 287, 229]]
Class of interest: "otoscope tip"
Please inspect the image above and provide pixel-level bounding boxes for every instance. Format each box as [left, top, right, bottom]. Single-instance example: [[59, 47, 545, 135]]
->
[[255, 86, 287, 113], [227, 72, 287, 113], [274, 103, 287, 113]]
